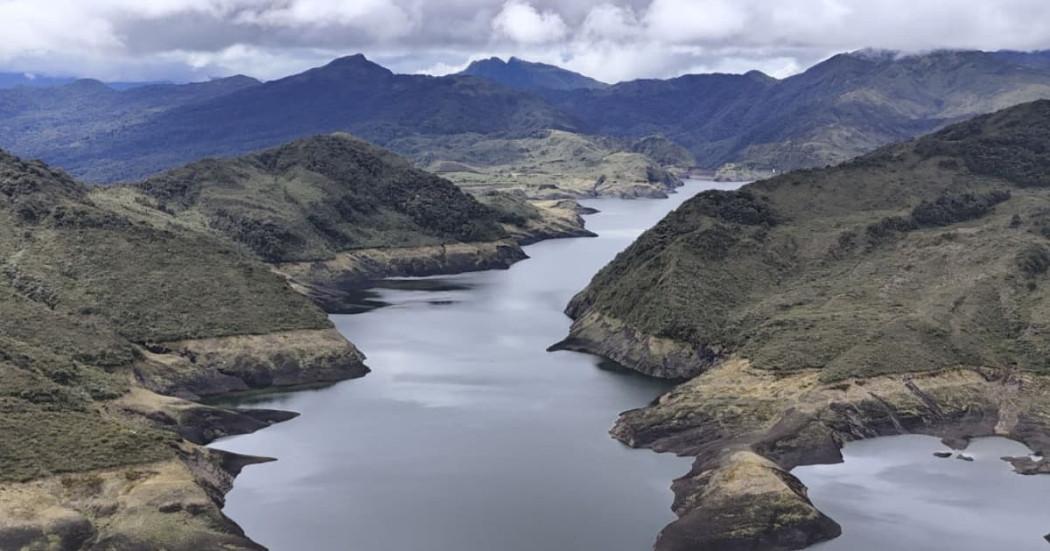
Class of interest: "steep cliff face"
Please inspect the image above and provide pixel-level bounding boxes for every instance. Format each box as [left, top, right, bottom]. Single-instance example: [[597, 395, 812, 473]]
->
[[0, 149, 366, 548], [561, 100, 1050, 549]]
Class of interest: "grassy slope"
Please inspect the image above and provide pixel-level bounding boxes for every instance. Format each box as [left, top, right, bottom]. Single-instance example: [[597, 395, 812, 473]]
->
[[100, 133, 511, 263], [571, 100, 1050, 381], [391, 130, 682, 198], [0, 150, 331, 482]]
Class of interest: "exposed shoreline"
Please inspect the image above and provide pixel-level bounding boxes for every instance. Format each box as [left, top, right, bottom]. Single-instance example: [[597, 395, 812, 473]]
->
[[0, 205, 594, 549], [0, 328, 369, 550], [555, 308, 1050, 551], [178, 218, 598, 548], [198, 186, 691, 549]]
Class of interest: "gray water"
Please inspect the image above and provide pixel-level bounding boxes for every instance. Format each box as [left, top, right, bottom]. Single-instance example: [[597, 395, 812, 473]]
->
[[212, 180, 740, 551], [795, 435, 1050, 550]]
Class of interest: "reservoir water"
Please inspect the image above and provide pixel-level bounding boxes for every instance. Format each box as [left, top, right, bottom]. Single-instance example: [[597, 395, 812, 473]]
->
[[212, 180, 738, 551], [794, 434, 1050, 550]]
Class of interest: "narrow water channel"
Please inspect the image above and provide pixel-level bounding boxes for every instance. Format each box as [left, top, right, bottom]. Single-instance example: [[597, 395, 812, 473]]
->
[[212, 180, 738, 551]]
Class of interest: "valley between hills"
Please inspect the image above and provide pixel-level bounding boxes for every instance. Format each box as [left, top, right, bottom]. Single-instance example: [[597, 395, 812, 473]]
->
[[3, 48, 1050, 551]]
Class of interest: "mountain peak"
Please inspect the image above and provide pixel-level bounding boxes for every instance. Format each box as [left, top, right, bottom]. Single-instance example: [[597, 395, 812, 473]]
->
[[743, 69, 776, 82], [319, 54, 394, 77], [65, 78, 111, 92], [460, 56, 607, 91], [331, 53, 368, 64]]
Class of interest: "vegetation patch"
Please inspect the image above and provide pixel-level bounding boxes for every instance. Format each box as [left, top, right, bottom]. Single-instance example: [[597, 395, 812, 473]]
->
[[916, 100, 1050, 187], [569, 100, 1050, 380], [127, 134, 511, 263]]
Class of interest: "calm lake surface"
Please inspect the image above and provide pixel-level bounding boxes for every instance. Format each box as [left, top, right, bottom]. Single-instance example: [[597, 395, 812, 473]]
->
[[794, 434, 1050, 550], [212, 180, 739, 551]]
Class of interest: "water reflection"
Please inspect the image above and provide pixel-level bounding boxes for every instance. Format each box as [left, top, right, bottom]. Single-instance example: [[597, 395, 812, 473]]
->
[[211, 181, 728, 551]]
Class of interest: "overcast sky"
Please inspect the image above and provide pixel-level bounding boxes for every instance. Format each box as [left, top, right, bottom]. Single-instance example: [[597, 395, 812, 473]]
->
[[4, 0, 1050, 83]]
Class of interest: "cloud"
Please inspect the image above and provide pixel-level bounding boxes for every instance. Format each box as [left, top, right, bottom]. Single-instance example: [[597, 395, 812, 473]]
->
[[644, 0, 747, 42], [0, 0, 1047, 83], [234, 0, 416, 40], [492, 1, 569, 44], [578, 3, 640, 41]]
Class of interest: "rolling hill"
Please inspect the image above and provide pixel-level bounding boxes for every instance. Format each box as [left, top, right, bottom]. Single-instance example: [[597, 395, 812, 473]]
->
[[557, 99, 1050, 550], [0, 146, 366, 548]]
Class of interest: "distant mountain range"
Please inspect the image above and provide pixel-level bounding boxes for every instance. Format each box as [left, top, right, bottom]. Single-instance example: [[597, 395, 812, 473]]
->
[[0, 72, 172, 90], [2, 49, 1050, 182], [22, 55, 570, 182], [0, 74, 261, 181], [542, 49, 1050, 176]]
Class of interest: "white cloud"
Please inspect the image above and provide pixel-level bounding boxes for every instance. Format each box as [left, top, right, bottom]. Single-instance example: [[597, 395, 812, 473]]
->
[[0, 0, 1048, 83], [578, 3, 640, 41], [493, 0, 569, 44], [234, 0, 416, 40], [416, 58, 475, 76], [643, 0, 747, 42], [169, 43, 342, 80]]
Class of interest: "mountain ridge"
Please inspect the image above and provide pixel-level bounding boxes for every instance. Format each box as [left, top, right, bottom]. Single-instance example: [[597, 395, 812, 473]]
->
[[50, 54, 576, 182], [2, 49, 1050, 184]]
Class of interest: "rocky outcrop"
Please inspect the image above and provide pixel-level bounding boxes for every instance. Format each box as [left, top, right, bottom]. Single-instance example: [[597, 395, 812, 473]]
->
[[654, 451, 840, 551], [592, 172, 682, 199], [0, 452, 266, 551], [273, 240, 527, 312], [1004, 456, 1050, 474], [133, 328, 368, 399], [113, 387, 301, 446], [1, 335, 364, 551], [550, 310, 717, 379], [0, 381, 295, 551], [504, 199, 597, 245], [608, 358, 1050, 550]]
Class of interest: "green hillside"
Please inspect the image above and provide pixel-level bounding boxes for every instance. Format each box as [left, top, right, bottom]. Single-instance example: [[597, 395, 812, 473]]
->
[[107, 133, 511, 263], [568, 99, 1050, 380], [561, 99, 1050, 551]]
